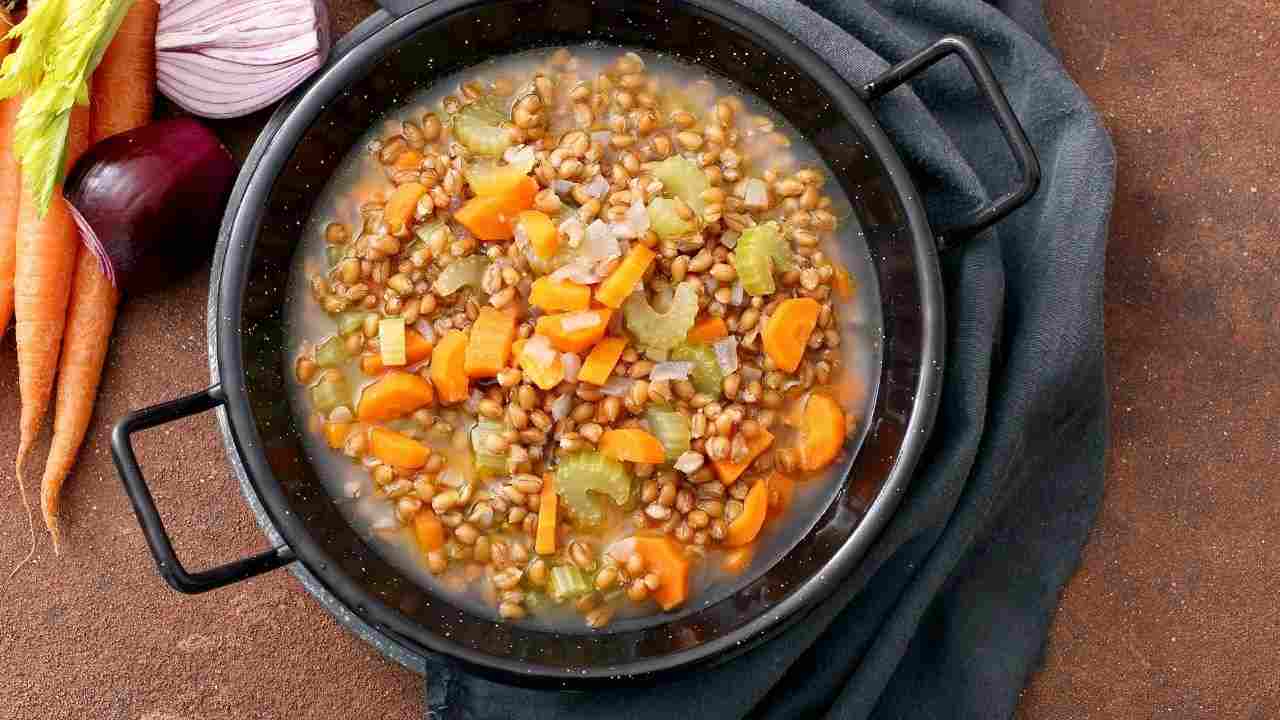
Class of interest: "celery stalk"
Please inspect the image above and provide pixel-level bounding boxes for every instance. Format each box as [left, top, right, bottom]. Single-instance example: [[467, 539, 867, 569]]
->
[[315, 336, 348, 368], [556, 451, 632, 526], [671, 344, 723, 397], [623, 282, 699, 352], [644, 407, 691, 462]]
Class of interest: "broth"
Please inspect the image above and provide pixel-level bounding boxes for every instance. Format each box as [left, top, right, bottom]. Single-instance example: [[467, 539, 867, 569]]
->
[[284, 45, 881, 630]]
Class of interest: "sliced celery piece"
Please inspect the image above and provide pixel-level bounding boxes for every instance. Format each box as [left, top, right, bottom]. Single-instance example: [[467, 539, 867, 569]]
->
[[379, 317, 407, 366], [652, 156, 709, 216], [315, 336, 348, 368], [732, 221, 789, 297], [471, 419, 508, 475], [623, 282, 699, 352], [548, 565, 590, 602], [646, 197, 697, 240], [671, 344, 723, 397], [337, 312, 369, 336], [644, 406, 691, 462], [453, 102, 511, 156], [311, 378, 349, 413], [556, 451, 632, 526], [434, 255, 490, 297]]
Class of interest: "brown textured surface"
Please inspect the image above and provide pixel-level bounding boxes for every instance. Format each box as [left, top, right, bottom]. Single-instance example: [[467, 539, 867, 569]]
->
[[1, 1, 1272, 717]]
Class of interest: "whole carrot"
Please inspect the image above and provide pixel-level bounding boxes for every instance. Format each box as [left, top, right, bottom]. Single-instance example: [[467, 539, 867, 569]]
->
[[40, 0, 158, 549], [13, 105, 90, 510], [0, 11, 16, 335]]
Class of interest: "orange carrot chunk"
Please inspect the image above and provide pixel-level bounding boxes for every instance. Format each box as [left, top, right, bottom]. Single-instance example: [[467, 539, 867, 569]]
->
[[362, 329, 434, 376], [762, 297, 821, 373], [454, 176, 538, 241], [534, 308, 612, 353], [577, 336, 626, 386], [725, 479, 769, 547], [687, 316, 728, 344], [535, 473, 558, 555], [464, 307, 516, 378], [529, 276, 591, 312], [765, 471, 795, 518], [516, 209, 559, 259], [513, 337, 565, 391], [595, 243, 656, 309], [414, 511, 446, 552], [357, 370, 436, 422], [799, 394, 846, 471], [430, 330, 470, 404], [631, 536, 690, 610], [598, 428, 666, 464], [721, 544, 755, 574], [324, 421, 352, 449], [384, 182, 428, 235], [713, 429, 774, 485], [369, 426, 432, 469]]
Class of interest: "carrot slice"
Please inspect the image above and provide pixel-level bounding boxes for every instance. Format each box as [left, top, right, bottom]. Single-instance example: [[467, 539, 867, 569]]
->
[[598, 428, 665, 464], [631, 536, 690, 610], [595, 243, 656, 308], [430, 330, 470, 404], [529, 276, 591, 312], [464, 307, 516, 378], [393, 150, 423, 171], [369, 426, 432, 468], [764, 471, 795, 519], [357, 370, 436, 422], [725, 479, 768, 547], [362, 329, 434, 376], [534, 308, 612, 353], [687, 316, 728, 344], [454, 176, 538, 241], [799, 394, 846, 471], [414, 511, 446, 552], [721, 544, 755, 574], [832, 262, 856, 299], [516, 209, 559, 259], [384, 182, 428, 235], [577, 336, 626, 386], [535, 473, 558, 555], [513, 337, 565, 390], [713, 429, 774, 485], [324, 422, 352, 449], [762, 297, 820, 373]]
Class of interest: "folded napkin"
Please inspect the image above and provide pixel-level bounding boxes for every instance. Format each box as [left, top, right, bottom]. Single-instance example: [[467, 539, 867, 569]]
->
[[423, 0, 1115, 716]]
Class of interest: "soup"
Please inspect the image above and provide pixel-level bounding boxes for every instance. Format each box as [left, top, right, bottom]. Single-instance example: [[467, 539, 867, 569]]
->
[[285, 45, 881, 629]]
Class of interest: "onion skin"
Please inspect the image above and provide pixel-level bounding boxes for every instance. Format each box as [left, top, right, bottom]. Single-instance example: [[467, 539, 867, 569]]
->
[[63, 118, 236, 294]]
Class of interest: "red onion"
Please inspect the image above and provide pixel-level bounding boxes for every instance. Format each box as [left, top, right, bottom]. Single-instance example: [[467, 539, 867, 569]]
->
[[156, 0, 331, 119], [63, 118, 237, 294]]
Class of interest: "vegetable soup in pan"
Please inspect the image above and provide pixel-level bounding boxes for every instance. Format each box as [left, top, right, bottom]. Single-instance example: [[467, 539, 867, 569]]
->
[[284, 45, 881, 630]]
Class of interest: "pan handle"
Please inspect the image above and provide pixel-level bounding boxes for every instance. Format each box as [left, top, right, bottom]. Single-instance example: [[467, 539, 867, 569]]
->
[[111, 385, 296, 594], [860, 35, 1041, 251]]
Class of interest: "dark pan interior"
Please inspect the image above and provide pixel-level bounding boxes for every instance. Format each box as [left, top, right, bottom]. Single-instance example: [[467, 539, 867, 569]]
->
[[222, 0, 928, 682]]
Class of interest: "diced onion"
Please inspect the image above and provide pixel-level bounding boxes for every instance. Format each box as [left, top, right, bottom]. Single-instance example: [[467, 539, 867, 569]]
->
[[610, 196, 651, 239], [551, 393, 573, 421], [721, 230, 740, 249], [674, 451, 705, 474], [553, 179, 576, 195], [731, 281, 745, 306], [600, 376, 634, 397], [503, 144, 536, 172], [550, 261, 603, 285], [523, 335, 557, 368], [560, 311, 600, 333], [583, 219, 620, 261], [562, 352, 582, 383], [559, 216, 585, 248], [712, 337, 739, 375], [591, 130, 612, 147], [742, 177, 769, 209], [414, 319, 436, 344], [465, 390, 484, 414], [650, 361, 694, 382], [583, 175, 609, 198]]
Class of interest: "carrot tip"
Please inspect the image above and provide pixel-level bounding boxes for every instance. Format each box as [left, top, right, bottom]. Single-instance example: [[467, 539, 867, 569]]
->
[[8, 455, 39, 580]]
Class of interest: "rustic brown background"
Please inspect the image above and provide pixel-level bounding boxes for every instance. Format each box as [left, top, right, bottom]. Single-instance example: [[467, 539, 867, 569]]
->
[[2, 1, 1276, 717]]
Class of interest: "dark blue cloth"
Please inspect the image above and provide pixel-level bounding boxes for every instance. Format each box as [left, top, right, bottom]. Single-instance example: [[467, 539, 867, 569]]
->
[[430, 0, 1114, 717]]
